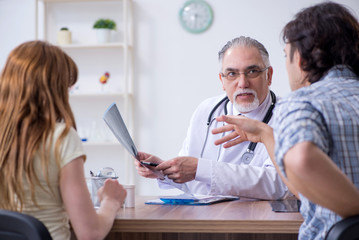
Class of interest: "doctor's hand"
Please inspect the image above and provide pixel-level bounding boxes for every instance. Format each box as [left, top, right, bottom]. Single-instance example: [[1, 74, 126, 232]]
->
[[134, 152, 163, 179], [156, 156, 198, 184], [212, 115, 271, 148]]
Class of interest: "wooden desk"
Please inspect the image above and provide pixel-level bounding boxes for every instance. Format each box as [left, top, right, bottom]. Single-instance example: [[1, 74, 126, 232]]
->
[[104, 196, 303, 240]]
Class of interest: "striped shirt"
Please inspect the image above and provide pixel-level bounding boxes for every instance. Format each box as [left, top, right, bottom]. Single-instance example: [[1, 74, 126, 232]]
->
[[273, 65, 359, 240]]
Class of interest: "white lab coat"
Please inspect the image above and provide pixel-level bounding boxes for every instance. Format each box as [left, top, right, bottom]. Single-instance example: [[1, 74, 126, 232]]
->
[[158, 92, 288, 200]]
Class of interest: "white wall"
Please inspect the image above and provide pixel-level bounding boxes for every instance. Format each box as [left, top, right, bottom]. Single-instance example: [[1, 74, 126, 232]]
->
[[1, 0, 359, 196], [132, 0, 359, 195], [0, 0, 36, 66]]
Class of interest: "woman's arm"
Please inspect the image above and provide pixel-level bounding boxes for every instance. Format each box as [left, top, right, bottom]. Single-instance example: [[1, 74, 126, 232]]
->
[[60, 157, 126, 240]]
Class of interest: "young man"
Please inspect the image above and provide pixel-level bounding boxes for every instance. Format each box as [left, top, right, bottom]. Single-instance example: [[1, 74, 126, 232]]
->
[[213, 2, 359, 239], [135, 36, 288, 200]]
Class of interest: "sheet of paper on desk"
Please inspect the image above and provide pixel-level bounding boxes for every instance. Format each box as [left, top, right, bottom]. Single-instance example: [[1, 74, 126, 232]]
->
[[145, 193, 239, 205]]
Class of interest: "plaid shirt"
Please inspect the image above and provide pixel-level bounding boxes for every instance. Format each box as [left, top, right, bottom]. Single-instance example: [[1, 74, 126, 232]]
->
[[273, 65, 359, 240]]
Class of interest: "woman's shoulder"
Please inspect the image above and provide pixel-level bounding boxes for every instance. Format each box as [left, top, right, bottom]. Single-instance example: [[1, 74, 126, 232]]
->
[[54, 122, 77, 138]]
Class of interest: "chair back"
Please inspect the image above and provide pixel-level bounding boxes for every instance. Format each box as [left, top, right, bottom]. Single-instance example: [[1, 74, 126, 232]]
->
[[0, 210, 52, 240], [325, 214, 359, 240]]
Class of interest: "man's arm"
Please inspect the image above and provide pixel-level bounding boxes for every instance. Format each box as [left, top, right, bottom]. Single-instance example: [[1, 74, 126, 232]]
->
[[156, 156, 198, 183], [204, 158, 288, 199], [213, 115, 359, 217], [213, 114, 299, 197], [284, 141, 359, 218], [156, 153, 288, 200]]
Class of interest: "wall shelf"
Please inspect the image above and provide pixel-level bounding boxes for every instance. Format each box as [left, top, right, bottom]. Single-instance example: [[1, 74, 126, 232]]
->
[[58, 42, 132, 49], [82, 141, 119, 147], [36, 0, 135, 183], [69, 92, 129, 98], [39, 0, 125, 3]]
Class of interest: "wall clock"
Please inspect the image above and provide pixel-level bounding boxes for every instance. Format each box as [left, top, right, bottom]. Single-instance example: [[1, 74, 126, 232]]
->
[[179, 0, 213, 34]]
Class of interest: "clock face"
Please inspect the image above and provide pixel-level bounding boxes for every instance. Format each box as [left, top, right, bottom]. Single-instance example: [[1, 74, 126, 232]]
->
[[179, 0, 213, 34]]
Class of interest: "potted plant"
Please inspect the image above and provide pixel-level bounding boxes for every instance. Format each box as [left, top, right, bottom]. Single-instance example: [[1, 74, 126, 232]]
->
[[93, 19, 116, 43], [57, 27, 72, 45]]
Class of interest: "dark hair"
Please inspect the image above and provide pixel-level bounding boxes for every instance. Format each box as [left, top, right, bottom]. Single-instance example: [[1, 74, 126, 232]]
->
[[282, 2, 359, 84]]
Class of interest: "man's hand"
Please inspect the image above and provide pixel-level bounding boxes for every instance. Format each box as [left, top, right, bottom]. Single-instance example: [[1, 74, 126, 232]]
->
[[156, 156, 198, 183], [134, 152, 163, 179], [212, 115, 268, 148]]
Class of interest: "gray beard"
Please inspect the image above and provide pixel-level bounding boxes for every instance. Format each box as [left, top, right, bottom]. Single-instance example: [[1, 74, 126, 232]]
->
[[232, 89, 260, 113]]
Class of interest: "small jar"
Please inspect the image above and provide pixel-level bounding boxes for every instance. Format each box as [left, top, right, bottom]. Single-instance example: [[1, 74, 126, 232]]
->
[[57, 27, 72, 45]]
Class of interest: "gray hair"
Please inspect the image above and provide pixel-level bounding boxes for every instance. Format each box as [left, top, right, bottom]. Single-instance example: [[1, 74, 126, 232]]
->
[[218, 36, 270, 67]]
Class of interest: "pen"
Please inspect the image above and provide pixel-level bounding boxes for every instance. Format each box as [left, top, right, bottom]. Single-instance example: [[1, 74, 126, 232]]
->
[[140, 161, 159, 167]]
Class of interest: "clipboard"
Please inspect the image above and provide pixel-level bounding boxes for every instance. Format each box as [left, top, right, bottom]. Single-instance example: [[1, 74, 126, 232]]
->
[[145, 193, 239, 206]]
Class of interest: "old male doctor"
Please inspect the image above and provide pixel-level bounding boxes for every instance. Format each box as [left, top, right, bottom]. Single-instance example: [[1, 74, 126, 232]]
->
[[136, 36, 288, 200]]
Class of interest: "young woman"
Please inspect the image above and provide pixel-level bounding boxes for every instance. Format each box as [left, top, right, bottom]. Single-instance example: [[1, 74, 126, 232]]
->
[[0, 40, 127, 240]]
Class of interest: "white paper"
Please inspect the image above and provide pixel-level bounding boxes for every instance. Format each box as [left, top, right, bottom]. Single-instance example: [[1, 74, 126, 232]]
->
[[103, 102, 138, 159], [103, 103, 164, 178]]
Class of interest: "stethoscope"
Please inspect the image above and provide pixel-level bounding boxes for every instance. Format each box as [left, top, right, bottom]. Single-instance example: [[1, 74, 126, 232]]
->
[[200, 90, 276, 164]]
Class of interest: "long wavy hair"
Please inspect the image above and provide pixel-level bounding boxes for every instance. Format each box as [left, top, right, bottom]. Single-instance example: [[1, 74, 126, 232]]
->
[[282, 2, 359, 84], [0, 40, 78, 211]]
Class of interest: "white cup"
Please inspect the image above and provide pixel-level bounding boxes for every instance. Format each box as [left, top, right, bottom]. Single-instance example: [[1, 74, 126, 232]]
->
[[123, 184, 135, 208]]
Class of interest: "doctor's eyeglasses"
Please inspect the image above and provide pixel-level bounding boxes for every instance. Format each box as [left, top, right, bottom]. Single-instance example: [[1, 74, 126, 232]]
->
[[220, 66, 269, 81]]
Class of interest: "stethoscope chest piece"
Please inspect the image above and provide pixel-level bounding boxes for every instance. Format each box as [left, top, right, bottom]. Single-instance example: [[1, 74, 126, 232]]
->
[[240, 150, 254, 164]]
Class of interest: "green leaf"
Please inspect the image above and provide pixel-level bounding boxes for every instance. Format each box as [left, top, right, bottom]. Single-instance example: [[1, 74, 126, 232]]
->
[[93, 19, 117, 30]]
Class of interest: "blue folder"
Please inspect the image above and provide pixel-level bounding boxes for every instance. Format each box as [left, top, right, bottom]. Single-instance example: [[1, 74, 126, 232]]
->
[[145, 194, 239, 206]]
